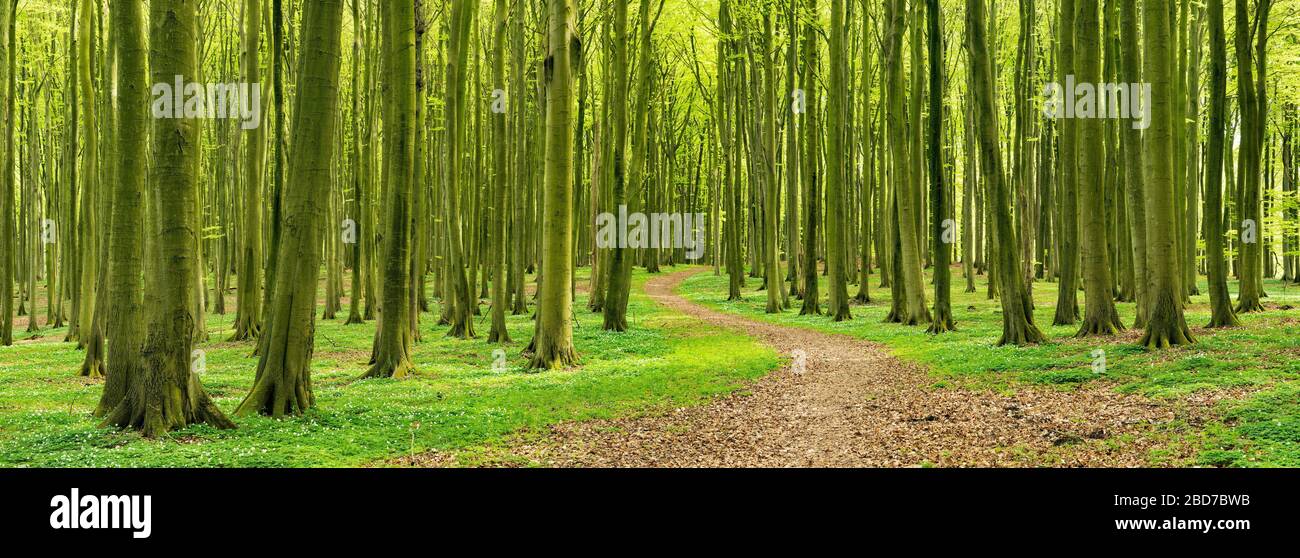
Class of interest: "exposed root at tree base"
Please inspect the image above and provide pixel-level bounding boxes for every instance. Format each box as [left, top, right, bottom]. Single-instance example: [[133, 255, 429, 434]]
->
[[362, 356, 417, 380], [1235, 298, 1266, 314], [1075, 315, 1125, 338]]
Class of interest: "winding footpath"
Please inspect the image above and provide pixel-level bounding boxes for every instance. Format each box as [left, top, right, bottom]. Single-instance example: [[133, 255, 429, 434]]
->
[[417, 269, 1221, 467]]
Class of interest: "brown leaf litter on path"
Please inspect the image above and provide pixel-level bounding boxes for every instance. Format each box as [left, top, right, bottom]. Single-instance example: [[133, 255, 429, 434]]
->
[[398, 269, 1229, 468]]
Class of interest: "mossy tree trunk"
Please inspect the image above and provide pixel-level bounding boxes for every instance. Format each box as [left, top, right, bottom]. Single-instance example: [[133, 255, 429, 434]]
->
[[798, 0, 821, 317], [236, 0, 344, 415], [363, 0, 420, 378], [488, 0, 511, 343], [1118, 0, 1149, 328], [925, 0, 953, 333], [824, 0, 852, 321], [600, 0, 629, 327], [443, 0, 478, 340], [96, 0, 150, 416], [231, 0, 264, 341], [1074, 0, 1123, 337], [1052, 0, 1080, 325], [75, 0, 104, 377], [966, 0, 1044, 346], [1138, 0, 1196, 348], [344, 0, 365, 325], [529, 0, 580, 370], [101, 0, 235, 437], [1232, 0, 1270, 314], [1203, 0, 1239, 328], [0, 0, 11, 346]]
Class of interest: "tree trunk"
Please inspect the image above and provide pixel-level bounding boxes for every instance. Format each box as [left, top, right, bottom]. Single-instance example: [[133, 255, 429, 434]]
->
[[967, 0, 1044, 346], [101, 0, 235, 436], [925, 0, 953, 333], [1203, 0, 1238, 327], [363, 0, 421, 377], [237, 0, 344, 415], [1053, 0, 1080, 325], [1139, 0, 1196, 348], [231, 0, 264, 341], [1074, 0, 1123, 336], [529, 0, 580, 370]]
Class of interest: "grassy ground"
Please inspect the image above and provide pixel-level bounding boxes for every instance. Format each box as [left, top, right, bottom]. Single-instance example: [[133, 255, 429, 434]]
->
[[0, 267, 779, 467], [679, 267, 1300, 467]]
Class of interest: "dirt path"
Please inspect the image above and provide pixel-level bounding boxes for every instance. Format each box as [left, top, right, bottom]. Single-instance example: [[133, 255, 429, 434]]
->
[[415, 269, 1219, 467]]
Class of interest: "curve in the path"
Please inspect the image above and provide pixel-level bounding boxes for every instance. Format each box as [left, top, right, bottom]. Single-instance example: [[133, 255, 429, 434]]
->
[[428, 269, 1218, 467]]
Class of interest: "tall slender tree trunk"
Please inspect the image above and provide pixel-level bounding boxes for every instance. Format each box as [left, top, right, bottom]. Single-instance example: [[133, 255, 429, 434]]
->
[[602, 0, 643, 329], [798, 0, 821, 317], [1232, 0, 1270, 313], [529, 0, 581, 370], [1203, 0, 1238, 327], [1119, 0, 1149, 328], [231, 0, 264, 341], [237, 0, 344, 415], [1053, 0, 1080, 325], [824, 0, 852, 321], [967, 0, 1044, 346], [1139, 0, 1196, 348], [926, 0, 952, 333], [0, 0, 11, 346], [345, 0, 365, 325], [76, 0, 104, 377], [363, 0, 421, 378], [488, 0, 511, 342]]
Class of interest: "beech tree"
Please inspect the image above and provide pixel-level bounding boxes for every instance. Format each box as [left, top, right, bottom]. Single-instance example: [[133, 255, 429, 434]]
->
[[1204, 0, 1239, 328], [925, 0, 953, 334], [1139, 0, 1195, 348], [364, 0, 420, 378], [1074, 0, 1123, 337], [0, 0, 10, 347], [231, 0, 264, 341], [529, 0, 581, 369], [967, 0, 1043, 346], [237, 0, 344, 415], [100, 0, 235, 436]]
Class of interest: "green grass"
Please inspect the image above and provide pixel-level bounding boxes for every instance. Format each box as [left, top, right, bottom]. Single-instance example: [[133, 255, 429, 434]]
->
[[679, 267, 1300, 466], [0, 267, 779, 467]]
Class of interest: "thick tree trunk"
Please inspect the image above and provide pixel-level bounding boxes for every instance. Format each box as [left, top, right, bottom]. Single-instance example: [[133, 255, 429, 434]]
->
[[1074, 0, 1123, 336], [363, 0, 420, 377], [96, 0, 150, 416], [101, 0, 235, 436]]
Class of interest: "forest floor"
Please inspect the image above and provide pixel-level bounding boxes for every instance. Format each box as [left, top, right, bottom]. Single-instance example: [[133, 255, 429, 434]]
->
[[402, 269, 1220, 466], [0, 268, 780, 467], [4, 264, 1298, 467]]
